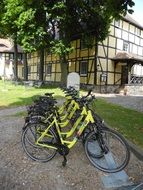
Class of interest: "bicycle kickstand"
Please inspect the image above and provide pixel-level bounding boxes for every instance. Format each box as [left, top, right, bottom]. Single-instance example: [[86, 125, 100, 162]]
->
[[62, 155, 67, 167]]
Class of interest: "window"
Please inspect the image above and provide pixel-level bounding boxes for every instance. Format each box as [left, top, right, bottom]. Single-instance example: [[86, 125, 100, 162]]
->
[[18, 53, 23, 60], [115, 20, 120, 27], [80, 61, 88, 76], [123, 41, 129, 52], [135, 28, 141, 36], [5, 53, 9, 60], [9, 53, 14, 60], [80, 36, 94, 49], [46, 63, 52, 75], [122, 31, 128, 40], [0, 53, 2, 59], [37, 65, 40, 75], [22, 67, 24, 77], [132, 44, 137, 54], [28, 66, 31, 75], [80, 38, 88, 49]]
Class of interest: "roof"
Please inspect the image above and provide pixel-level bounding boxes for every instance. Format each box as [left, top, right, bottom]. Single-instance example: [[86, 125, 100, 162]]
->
[[111, 51, 143, 63], [0, 38, 23, 53], [123, 14, 143, 29]]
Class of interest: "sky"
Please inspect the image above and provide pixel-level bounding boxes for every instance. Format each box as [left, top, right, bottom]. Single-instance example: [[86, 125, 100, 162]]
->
[[131, 0, 143, 26]]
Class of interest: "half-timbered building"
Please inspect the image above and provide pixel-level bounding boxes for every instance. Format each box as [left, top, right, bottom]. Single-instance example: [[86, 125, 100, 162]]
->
[[19, 15, 143, 94]]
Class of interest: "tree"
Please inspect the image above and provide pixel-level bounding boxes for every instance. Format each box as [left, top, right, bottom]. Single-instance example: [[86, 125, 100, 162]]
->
[[16, 0, 52, 81], [0, 1, 5, 37], [0, 0, 50, 81], [44, 0, 135, 84], [0, 0, 135, 84], [0, 0, 25, 80]]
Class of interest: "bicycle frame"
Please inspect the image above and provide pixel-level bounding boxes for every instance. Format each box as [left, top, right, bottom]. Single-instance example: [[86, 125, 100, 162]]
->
[[39, 99, 80, 129], [58, 95, 76, 115], [36, 107, 95, 149], [59, 99, 79, 122]]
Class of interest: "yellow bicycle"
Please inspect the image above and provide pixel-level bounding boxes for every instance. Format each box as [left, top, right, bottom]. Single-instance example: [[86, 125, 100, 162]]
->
[[22, 92, 130, 173]]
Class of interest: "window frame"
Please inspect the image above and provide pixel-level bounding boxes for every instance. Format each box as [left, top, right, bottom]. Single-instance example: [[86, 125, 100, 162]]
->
[[37, 64, 40, 75], [115, 20, 120, 27], [22, 67, 24, 77], [123, 41, 129, 52], [135, 27, 141, 36], [46, 62, 52, 76], [80, 60, 88, 76], [18, 53, 23, 61], [27, 66, 31, 75]]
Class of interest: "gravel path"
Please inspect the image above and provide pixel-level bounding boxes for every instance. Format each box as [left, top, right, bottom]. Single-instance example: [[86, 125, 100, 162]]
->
[[95, 93, 143, 113], [0, 107, 105, 190], [0, 94, 143, 190]]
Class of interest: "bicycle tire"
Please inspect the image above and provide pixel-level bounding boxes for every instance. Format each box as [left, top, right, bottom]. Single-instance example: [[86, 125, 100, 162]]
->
[[84, 127, 130, 173], [21, 122, 57, 162]]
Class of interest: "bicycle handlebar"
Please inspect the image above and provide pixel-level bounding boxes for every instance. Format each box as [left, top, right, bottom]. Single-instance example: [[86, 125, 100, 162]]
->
[[85, 89, 92, 97]]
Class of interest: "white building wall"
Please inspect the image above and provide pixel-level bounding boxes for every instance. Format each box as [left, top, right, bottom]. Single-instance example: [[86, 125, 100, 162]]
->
[[0, 54, 14, 79], [132, 64, 143, 76], [114, 18, 143, 77], [0, 56, 5, 76]]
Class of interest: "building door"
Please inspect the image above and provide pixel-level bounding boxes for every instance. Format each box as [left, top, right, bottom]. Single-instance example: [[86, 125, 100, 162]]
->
[[121, 65, 128, 85]]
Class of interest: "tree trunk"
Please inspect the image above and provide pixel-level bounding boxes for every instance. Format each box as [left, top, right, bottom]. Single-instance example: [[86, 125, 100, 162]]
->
[[39, 49, 44, 81], [60, 54, 68, 85], [13, 38, 18, 80], [23, 53, 28, 81]]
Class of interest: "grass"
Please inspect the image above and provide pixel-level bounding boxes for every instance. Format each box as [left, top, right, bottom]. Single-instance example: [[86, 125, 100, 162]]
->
[[0, 80, 64, 108], [0, 80, 143, 148], [92, 99, 143, 148]]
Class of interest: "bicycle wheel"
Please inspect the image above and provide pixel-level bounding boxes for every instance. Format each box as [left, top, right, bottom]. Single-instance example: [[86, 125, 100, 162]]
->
[[84, 127, 130, 173], [21, 122, 57, 162]]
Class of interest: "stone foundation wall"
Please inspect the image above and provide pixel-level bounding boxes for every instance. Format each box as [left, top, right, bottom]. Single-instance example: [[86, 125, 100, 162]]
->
[[81, 84, 143, 95], [124, 84, 143, 95], [81, 84, 120, 93]]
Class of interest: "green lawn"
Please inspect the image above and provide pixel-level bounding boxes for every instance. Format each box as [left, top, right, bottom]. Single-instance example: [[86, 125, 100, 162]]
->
[[0, 80, 143, 148], [0, 80, 64, 108], [92, 99, 143, 148]]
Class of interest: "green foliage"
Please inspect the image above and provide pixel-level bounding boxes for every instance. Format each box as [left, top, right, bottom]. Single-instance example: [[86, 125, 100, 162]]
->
[[17, 8, 47, 52], [0, 0, 135, 52], [50, 40, 74, 56], [0, 0, 135, 44], [1, 0, 24, 36], [16, 2, 51, 52], [0, 0, 50, 52], [45, 0, 135, 55], [0, 0, 135, 82]]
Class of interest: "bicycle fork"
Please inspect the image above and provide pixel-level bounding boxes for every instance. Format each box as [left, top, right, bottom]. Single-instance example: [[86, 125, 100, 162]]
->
[[94, 127, 109, 154]]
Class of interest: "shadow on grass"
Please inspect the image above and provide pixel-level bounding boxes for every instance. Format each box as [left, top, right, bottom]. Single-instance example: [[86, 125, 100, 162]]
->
[[1, 94, 65, 108]]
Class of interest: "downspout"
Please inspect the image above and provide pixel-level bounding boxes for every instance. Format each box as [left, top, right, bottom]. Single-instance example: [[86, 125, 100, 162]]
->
[[13, 36, 18, 80], [39, 49, 44, 82], [23, 53, 28, 81], [128, 62, 132, 84], [94, 40, 98, 85]]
